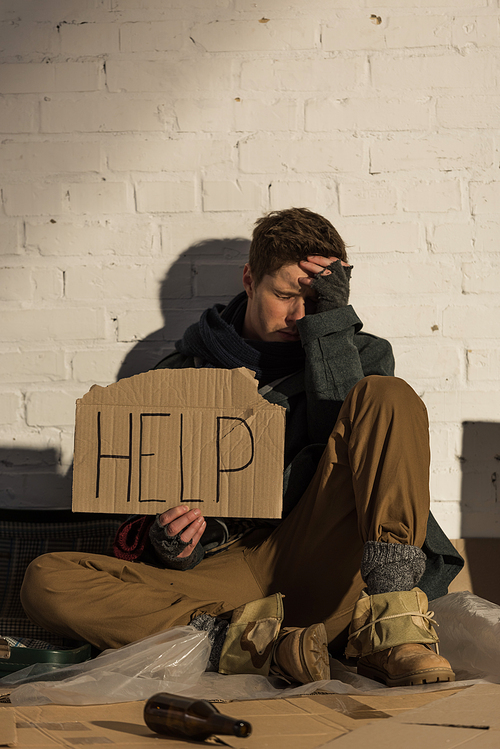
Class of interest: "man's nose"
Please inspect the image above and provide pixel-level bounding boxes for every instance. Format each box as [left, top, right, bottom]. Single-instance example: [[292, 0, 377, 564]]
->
[[286, 297, 306, 324]]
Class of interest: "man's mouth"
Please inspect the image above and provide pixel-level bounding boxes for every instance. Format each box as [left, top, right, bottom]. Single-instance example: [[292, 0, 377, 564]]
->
[[278, 329, 300, 341]]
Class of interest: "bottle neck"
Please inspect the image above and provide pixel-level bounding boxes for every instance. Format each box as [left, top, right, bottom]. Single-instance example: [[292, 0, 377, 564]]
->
[[209, 714, 252, 738]]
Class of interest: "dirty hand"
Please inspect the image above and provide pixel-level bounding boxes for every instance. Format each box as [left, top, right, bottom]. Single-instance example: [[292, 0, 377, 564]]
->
[[299, 255, 353, 313], [158, 505, 206, 559]]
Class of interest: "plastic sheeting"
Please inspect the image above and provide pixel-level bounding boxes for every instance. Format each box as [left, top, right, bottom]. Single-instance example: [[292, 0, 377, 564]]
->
[[2, 591, 500, 706]]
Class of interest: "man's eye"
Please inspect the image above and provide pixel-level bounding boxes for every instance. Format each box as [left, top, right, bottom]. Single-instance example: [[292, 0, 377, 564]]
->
[[276, 294, 291, 300]]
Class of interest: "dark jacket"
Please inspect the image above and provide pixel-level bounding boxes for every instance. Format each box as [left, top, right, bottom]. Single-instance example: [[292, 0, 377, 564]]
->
[[155, 303, 463, 599]]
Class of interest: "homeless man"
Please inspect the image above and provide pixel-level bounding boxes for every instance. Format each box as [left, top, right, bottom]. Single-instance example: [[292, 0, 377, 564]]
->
[[22, 207, 463, 688]]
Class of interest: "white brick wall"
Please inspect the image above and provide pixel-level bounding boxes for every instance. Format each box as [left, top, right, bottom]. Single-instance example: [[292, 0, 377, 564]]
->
[[1, 1, 499, 539]]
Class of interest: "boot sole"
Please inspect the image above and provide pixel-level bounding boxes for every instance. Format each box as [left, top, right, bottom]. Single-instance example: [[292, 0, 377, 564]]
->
[[357, 661, 455, 688], [299, 623, 330, 682]]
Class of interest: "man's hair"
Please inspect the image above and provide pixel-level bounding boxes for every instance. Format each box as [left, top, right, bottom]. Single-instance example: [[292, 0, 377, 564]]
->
[[248, 207, 348, 286]]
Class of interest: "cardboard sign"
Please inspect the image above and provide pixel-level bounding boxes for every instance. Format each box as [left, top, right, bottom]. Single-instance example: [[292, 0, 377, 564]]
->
[[72, 367, 285, 518]]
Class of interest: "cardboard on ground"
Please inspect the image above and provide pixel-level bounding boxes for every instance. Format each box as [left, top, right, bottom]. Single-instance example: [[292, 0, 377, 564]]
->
[[72, 367, 285, 518], [0, 687, 484, 749]]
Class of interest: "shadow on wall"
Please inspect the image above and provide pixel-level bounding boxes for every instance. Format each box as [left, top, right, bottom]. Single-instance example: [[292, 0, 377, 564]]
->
[[0, 239, 249, 510], [116, 237, 250, 381], [0, 447, 73, 510], [458, 421, 500, 601]]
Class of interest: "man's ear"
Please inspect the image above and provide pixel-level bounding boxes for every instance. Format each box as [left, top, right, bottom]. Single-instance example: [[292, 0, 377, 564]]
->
[[242, 263, 255, 298]]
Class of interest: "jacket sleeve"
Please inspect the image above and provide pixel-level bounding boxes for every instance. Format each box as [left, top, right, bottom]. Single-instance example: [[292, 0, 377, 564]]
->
[[297, 305, 395, 444]]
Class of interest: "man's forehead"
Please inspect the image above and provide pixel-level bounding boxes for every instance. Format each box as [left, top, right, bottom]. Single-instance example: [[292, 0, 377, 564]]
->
[[268, 263, 304, 287]]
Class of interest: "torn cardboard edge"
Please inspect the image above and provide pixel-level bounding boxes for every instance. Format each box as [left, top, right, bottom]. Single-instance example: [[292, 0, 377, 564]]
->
[[72, 368, 286, 518]]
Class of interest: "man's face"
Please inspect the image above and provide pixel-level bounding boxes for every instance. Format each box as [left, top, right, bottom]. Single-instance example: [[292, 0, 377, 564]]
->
[[242, 263, 314, 342]]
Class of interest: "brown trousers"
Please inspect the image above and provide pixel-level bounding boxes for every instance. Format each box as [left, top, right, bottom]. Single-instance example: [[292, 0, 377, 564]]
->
[[21, 376, 430, 651]]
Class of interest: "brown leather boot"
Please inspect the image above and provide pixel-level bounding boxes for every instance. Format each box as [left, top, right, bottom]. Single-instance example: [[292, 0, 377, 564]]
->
[[271, 623, 330, 684], [357, 643, 455, 687], [346, 588, 455, 688]]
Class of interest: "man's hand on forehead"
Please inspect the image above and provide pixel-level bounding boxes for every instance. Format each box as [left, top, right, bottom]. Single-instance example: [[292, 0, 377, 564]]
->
[[298, 255, 350, 287], [298, 255, 353, 313]]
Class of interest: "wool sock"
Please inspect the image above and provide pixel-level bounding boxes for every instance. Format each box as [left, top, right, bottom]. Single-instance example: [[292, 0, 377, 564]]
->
[[190, 613, 229, 672], [361, 540, 427, 596]]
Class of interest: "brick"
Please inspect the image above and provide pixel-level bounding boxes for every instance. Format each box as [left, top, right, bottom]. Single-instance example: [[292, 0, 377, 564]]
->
[[452, 15, 500, 47], [467, 349, 500, 382], [0, 20, 56, 55], [241, 57, 362, 92], [402, 181, 462, 213], [392, 344, 463, 383], [234, 99, 299, 132], [423, 390, 500, 424], [0, 309, 105, 342], [0, 99, 37, 133], [429, 501, 462, 540], [370, 136, 493, 173], [0, 431, 63, 465], [0, 472, 73, 511], [41, 98, 164, 133], [353, 303, 439, 338], [0, 0, 97, 22], [136, 181, 196, 213], [443, 306, 500, 338], [0, 63, 100, 94], [306, 97, 430, 132], [475, 220, 500, 253], [26, 389, 84, 427], [374, 0, 486, 7], [0, 393, 21, 425], [323, 15, 449, 52], [107, 139, 231, 172], [26, 219, 160, 257], [54, 62, 102, 92], [269, 181, 327, 213], [191, 18, 316, 52], [175, 99, 299, 133], [59, 22, 119, 55], [195, 263, 245, 298], [463, 262, 500, 294], [322, 16, 386, 51], [385, 14, 450, 48], [2, 184, 63, 216], [354, 260, 461, 296], [72, 347, 133, 383], [470, 182, 500, 214], [462, 511, 500, 538], [339, 182, 397, 216], [0, 351, 66, 382], [158, 262, 193, 300], [430, 223, 473, 254], [0, 221, 21, 255], [429, 469, 463, 509], [240, 139, 363, 174], [202, 181, 263, 212], [0, 267, 32, 301], [175, 99, 233, 133], [371, 53, 494, 91], [106, 59, 232, 93], [117, 308, 182, 342], [65, 265, 151, 300], [112, 0, 230, 8], [165, 215, 253, 259], [437, 96, 500, 129], [33, 268, 63, 301], [343, 222, 420, 254], [120, 20, 184, 51], [68, 182, 130, 214], [0, 142, 102, 173], [428, 425, 462, 463]]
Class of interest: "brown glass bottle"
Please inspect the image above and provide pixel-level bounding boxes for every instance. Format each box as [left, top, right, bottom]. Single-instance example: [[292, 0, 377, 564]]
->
[[144, 692, 252, 741]]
